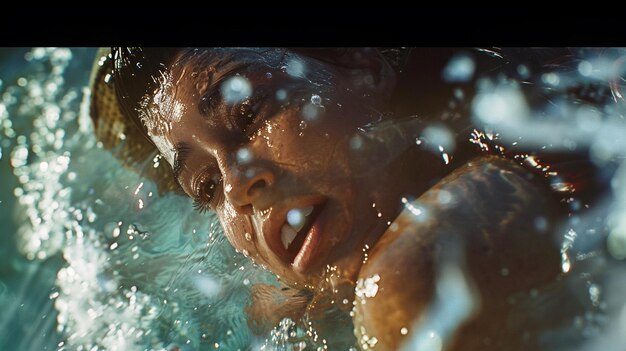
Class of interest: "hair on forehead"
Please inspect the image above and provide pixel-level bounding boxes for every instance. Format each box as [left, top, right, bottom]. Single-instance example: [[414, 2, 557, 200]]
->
[[173, 47, 288, 74]]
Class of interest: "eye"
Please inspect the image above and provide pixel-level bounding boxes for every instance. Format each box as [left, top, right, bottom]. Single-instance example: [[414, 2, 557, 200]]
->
[[234, 96, 265, 134], [192, 173, 222, 213]]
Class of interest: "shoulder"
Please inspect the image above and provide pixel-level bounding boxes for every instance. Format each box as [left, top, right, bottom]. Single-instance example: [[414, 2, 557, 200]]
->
[[353, 156, 563, 350]]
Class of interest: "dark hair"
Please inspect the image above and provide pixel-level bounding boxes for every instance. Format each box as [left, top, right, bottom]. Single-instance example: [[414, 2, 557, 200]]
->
[[112, 47, 181, 142]]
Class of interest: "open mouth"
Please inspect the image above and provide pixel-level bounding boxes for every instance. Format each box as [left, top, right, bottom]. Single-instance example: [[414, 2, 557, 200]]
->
[[278, 201, 326, 269]]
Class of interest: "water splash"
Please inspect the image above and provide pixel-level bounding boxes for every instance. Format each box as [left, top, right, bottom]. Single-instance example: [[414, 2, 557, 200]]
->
[[402, 237, 478, 351]]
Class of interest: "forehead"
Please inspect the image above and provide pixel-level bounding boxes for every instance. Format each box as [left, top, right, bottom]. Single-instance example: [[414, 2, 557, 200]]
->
[[138, 48, 335, 164], [148, 48, 290, 122], [136, 49, 284, 163], [172, 48, 286, 89]]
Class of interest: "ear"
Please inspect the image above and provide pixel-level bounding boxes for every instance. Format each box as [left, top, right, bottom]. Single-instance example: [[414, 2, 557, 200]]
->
[[293, 48, 397, 103]]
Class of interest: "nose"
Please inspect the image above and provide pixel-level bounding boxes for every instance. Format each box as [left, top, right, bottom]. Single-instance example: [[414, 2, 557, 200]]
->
[[223, 162, 276, 214]]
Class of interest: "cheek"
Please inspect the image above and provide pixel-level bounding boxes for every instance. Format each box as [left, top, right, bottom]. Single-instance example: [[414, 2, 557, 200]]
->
[[216, 203, 253, 253]]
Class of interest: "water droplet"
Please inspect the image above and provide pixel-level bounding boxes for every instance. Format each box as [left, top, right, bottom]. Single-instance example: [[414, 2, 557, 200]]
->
[[437, 190, 452, 205], [442, 153, 450, 164], [236, 148, 252, 164], [287, 209, 305, 229], [578, 60, 593, 77], [245, 232, 252, 241], [302, 103, 318, 121], [443, 53, 475, 83], [561, 252, 571, 273], [285, 58, 305, 78], [422, 124, 456, 152], [298, 121, 307, 130], [608, 225, 626, 260], [266, 72, 272, 79], [517, 64, 530, 79], [276, 89, 287, 101], [409, 330, 442, 351], [589, 284, 601, 306], [221, 76, 252, 104], [472, 83, 529, 125], [400, 327, 408, 335], [134, 182, 144, 195], [355, 274, 380, 298], [350, 135, 363, 150], [401, 197, 426, 220], [193, 275, 221, 298], [453, 88, 464, 101], [310, 94, 322, 105], [542, 72, 560, 86]]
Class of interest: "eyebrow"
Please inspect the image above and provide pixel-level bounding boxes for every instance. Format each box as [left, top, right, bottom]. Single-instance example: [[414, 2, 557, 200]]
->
[[172, 141, 192, 181], [197, 62, 258, 117]]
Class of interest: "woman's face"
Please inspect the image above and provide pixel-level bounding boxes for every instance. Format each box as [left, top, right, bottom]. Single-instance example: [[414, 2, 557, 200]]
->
[[141, 48, 427, 290]]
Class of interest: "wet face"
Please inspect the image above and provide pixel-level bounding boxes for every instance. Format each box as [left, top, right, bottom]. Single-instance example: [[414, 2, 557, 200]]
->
[[140, 48, 433, 290]]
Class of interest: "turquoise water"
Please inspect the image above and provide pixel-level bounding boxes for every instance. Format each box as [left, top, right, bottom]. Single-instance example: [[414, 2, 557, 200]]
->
[[2, 47, 626, 351], [0, 48, 318, 351]]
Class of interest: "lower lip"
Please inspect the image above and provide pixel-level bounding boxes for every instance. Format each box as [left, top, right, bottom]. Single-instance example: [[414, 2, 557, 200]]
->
[[291, 205, 327, 273]]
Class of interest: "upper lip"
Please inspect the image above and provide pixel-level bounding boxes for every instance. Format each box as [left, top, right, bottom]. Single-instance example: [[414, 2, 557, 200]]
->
[[261, 195, 327, 266]]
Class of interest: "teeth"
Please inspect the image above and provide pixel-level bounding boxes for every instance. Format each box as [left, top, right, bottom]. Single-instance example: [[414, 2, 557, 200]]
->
[[281, 224, 298, 250], [287, 207, 311, 232], [282, 206, 315, 250], [301, 206, 314, 216]]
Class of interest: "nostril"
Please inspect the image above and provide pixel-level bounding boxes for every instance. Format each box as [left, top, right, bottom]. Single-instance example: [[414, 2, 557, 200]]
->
[[247, 179, 267, 197]]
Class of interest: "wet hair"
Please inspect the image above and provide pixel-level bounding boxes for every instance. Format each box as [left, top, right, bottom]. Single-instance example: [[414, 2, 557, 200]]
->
[[112, 47, 181, 142]]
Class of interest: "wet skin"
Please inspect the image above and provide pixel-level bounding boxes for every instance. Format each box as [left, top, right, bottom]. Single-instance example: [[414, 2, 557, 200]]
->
[[137, 49, 562, 350], [355, 157, 562, 350]]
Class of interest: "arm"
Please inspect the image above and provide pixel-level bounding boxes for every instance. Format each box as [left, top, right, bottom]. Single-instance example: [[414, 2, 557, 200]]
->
[[353, 156, 563, 351]]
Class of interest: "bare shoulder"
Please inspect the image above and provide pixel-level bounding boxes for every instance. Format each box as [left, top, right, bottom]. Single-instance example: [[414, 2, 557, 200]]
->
[[353, 156, 563, 351]]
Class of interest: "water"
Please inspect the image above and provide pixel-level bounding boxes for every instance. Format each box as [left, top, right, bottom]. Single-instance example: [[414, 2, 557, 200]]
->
[[2, 47, 626, 351]]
